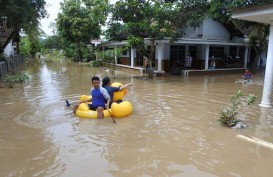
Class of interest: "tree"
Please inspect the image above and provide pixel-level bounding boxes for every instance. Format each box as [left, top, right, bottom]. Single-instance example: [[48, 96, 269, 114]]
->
[[96, 47, 125, 78], [106, 0, 208, 66], [56, 0, 109, 62], [209, 0, 273, 72], [0, 0, 47, 53], [20, 35, 41, 59], [42, 35, 62, 50]]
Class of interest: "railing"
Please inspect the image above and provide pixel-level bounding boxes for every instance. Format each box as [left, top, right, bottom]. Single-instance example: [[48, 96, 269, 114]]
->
[[0, 54, 24, 79]]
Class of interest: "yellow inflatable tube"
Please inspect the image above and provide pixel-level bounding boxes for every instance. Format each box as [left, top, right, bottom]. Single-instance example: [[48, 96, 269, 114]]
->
[[75, 81, 133, 119], [76, 102, 112, 119], [111, 101, 133, 118]]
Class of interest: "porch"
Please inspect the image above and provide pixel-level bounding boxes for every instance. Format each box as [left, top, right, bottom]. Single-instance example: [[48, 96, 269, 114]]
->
[[181, 68, 245, 78]]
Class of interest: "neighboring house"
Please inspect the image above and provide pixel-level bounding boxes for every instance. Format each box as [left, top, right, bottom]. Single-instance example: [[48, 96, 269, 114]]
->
[[0, 23, 20, 57], [98, 18, 249, 74], [0, 25, 22, 78], [3, 41, 14, 56]]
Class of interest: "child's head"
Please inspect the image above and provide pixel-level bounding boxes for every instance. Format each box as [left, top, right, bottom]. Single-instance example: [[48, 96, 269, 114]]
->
[[245, 69, 250, 73], [102, 77, 111, 87]]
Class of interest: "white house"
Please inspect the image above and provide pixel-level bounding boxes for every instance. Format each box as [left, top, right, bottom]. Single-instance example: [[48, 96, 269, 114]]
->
[[99, 18, 249, 74], [3, 41, 14, 56]]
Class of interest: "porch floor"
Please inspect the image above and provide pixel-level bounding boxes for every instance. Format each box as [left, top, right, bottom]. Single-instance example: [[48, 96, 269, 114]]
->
[[181, 68, 245, 78]]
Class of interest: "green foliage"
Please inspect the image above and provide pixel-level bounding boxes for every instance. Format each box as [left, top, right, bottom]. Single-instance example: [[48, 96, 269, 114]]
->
[[128, 36, 144, 48], [90, 60, 102, 67], [56, 0, 109, 61], [20, 36, 41, 58], [41, 35, 62, 50], [20, 37, 32, 57], [107, 0, 208, 61], [3, 72, 29, 88], [209, 0, 273, 22], [0, 0, 47, 51], [0, 0, 47, 30], [96, 47, 125, 64], [0, 53, 11, 62], [218, 90, 257, 127]]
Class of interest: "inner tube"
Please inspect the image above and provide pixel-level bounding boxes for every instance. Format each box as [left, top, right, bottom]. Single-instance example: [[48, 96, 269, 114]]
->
[[75, 81, 133, 119], [76, 102, 112, 119]]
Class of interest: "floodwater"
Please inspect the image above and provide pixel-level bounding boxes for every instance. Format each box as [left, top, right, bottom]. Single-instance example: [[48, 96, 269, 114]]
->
[[1, 58, 273, 177]]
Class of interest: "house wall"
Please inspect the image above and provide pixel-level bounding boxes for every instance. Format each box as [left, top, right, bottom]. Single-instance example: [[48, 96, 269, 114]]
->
[[155, 43, 170, 60], [183, 24, 203, 38], [183, 19, 230, 41], [4, 41, 14, 56], [203, 19, 230, 41]]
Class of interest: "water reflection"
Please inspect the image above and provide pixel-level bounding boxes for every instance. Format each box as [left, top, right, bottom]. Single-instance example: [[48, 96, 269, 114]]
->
[[1, 59, 273, 177]]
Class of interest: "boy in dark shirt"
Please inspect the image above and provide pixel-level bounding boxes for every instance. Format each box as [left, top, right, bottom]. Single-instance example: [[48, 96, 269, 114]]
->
[[102, 77, 132, 107]]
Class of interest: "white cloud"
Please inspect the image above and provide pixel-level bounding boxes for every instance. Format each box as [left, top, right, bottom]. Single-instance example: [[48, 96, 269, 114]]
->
[[40, 0, 62, 36]]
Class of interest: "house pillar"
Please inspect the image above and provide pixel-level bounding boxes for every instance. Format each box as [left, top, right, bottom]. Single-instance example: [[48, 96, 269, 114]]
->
[[130, 47, 135, 67], [157, 43, 163, 71], [260, 24, 273, 107], [205, 44, 209, 69], [114, 46, 117, 64], [244, 46, 248, 68]]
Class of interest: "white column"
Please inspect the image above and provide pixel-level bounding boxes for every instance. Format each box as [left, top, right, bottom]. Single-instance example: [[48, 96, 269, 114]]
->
[[114, 46, 117, 64], [244, 46, 248, 68], [205, 44, 209, 70], [260, 24, 273, 107], [157, 44, 163, 71], [130, 47, 134, 67]]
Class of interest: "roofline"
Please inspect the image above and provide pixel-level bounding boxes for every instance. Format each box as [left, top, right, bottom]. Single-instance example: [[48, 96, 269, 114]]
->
[[233, 4, 273, 14], [232, 4, 273, 24], [99, 38, 247, 47]]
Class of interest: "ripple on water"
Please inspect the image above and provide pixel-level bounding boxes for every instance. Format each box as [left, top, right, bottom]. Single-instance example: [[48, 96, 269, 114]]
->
[[14, 103, 74, 129]]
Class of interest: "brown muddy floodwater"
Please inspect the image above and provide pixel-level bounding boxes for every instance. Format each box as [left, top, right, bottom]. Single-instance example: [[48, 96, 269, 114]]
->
[[1, 59, 273, 177]]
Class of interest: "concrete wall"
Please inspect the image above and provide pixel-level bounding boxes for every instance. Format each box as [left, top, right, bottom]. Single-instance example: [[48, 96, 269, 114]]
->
[[183, 19, 230, 41], [156, 43, 170, 60], [183, 23, 204, 38], [203, 19, 230, 41]]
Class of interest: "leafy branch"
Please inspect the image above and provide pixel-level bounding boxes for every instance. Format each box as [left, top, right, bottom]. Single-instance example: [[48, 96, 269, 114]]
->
[[218, 90, 257, 128]]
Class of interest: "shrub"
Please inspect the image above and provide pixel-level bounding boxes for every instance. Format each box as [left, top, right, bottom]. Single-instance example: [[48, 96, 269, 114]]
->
[[218, 90, 256, 128], [90, 60, 102, 67], [3, 72, 29, 88]]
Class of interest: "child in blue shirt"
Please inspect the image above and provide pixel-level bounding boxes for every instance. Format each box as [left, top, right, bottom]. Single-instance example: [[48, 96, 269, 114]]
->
[[244, 69, 252, 82]]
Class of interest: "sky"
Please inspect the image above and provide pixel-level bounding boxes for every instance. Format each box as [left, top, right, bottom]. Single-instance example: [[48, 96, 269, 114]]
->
[[40, 0, 118, 36], [40, 0, 62, 36]]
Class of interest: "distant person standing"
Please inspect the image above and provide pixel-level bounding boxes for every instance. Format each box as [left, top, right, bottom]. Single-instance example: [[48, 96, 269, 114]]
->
[[144, 56, 149, 74], [184, 53, 193, 68], [210, 56, 216, 69]]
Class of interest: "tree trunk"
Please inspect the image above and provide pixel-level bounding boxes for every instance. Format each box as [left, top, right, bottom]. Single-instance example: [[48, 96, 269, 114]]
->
[[0, 29, 17, 53], [77, 40, 82, 62], [149, 39, 155, 69], [251, 25, 268, 74], [146, 39, 156, 79]]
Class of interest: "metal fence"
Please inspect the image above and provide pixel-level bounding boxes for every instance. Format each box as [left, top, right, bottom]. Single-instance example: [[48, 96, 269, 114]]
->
[[0, 55, 24, 80]]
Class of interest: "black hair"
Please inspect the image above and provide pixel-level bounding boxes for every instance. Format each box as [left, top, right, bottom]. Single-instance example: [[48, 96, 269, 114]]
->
[[102, 77, 110, 87], [91, 76, 100, 82]]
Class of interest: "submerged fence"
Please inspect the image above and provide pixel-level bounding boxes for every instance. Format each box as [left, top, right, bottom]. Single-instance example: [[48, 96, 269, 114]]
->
[[0, 55, 24, 80]]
